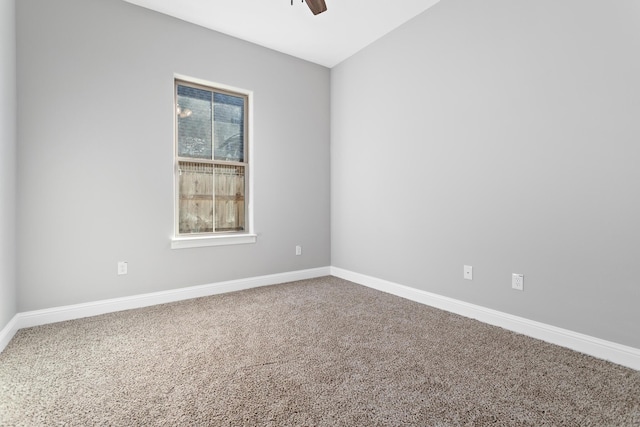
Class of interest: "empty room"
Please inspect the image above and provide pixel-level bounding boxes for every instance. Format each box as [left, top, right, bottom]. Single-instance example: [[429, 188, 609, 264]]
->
[[1, 0, 639, 424]]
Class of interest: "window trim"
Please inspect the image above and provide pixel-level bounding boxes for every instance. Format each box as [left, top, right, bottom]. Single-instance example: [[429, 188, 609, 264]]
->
[[171, 74, 255, 249], [171, 233, 257, 249]]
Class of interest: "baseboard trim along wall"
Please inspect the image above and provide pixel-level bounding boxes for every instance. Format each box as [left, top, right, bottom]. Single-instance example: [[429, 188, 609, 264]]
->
[[2, 266, 639, 371], [330, 267, 640, 371], [0, 315, 19, 356], [0, 267, 331, 354]]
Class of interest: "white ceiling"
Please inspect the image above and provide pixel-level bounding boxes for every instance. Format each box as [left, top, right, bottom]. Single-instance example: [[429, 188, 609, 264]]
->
[[123, 0, 441, 68]]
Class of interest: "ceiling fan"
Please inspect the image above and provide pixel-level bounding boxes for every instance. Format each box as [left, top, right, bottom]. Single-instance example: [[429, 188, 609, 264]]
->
[[293, 0, 327, 15]]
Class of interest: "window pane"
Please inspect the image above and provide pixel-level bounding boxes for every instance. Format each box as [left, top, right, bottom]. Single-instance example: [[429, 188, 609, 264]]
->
[[215, 165, 245, 231], [178, 162, 214, 234], [177, 85, 212, 159], [175, 79, 249, 237], [214, 93, 244, 162]]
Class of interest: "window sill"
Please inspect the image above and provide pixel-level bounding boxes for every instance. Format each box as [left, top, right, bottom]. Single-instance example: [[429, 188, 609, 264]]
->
[[171, 233, 257, 249]]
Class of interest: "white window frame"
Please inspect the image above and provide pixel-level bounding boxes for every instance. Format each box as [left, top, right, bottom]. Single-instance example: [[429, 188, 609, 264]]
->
[[171, 74, 256, 249]]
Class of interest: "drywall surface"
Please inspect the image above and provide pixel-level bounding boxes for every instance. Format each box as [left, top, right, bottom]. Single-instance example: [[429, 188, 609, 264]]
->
[[17, 0, 330, 311], [0, 0, 17, 329], [331, 0, 640, 348]]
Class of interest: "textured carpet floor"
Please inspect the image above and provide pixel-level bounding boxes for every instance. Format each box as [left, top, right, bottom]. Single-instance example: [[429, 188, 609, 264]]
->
[[1, 276, 639, 426]]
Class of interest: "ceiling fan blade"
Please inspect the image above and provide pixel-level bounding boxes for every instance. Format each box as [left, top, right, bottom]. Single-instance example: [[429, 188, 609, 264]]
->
[[304, 0, 327, 15]]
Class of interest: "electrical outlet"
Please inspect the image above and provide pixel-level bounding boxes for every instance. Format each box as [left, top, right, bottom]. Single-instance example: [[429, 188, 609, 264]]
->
[[295, 245, 302, 256], [464, 265, 473, 280], [118, 261, 128, 275], [512, 273, 524, 291]]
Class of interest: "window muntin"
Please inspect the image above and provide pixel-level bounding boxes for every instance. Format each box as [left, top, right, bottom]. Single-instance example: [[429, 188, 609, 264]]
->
[[175, 79, 248, 236]]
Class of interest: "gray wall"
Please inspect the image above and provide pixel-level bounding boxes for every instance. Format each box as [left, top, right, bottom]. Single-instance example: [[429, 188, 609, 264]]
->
[[0, 0, 17, 329], [17, 0, 330, 311], [331, 0, 640, 348], [11, 0, 640, 351]]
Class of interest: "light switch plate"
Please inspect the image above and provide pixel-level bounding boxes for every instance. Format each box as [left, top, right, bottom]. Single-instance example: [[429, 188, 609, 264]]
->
[[464, 265, 473, 280]]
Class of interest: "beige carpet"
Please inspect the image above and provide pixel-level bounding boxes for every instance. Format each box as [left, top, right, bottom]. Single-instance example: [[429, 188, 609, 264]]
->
[[1, 276, 639, 426]]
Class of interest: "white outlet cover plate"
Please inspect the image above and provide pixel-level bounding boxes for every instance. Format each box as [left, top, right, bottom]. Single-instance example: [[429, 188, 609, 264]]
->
[[512, 273, 524, 291], [118, 262, 128, 275], [464, 265, 473, 280]]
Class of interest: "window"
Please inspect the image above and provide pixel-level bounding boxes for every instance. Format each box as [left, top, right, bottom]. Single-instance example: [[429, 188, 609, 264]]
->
[[173, 78, 254, 248]]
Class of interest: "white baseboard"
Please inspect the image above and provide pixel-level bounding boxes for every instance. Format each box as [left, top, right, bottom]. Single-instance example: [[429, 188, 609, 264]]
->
[[0, 314, 19, 354], [331, 267, 640, 371], [3, 265, 639, 372], [0, 267, 331, 354]]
